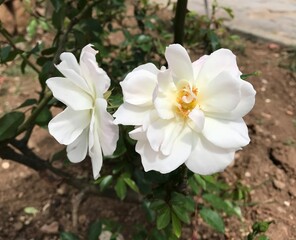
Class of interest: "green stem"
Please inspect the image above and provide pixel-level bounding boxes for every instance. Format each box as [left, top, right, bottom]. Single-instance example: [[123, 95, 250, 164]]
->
[[174, 0, 188, 45], [16, 89, 52, 135]]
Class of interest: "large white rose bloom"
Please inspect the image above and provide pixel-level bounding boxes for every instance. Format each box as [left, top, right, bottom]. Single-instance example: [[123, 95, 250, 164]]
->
[[114, 44, 256, 174], [47, 44, 119, 179]]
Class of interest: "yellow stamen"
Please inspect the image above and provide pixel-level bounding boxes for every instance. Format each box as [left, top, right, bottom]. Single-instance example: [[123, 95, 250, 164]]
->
[[176, 84, 198, 117]]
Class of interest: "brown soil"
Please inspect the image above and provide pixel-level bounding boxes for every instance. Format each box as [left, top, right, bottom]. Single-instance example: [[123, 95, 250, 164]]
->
[[1, 2, 296, 240]]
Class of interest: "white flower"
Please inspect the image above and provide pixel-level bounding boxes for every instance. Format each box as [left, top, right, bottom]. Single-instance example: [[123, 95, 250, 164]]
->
[[46, 44, 119, 179], [114, 44, 256, 174]]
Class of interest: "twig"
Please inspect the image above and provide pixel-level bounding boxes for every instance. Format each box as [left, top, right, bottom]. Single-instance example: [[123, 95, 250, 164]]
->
[[0, 26, 41, 74], [72, 189, 87, 228]]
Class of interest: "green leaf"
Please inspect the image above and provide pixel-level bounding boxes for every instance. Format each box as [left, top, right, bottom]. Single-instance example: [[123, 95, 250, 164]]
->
[[142, 201, 155, 222], [194, 174, 206, 190], [35, 107, 52, 127], [27, 19, 38, 38], [0, 111, 25, 141], [257, 236, 269, 240], [252, 221, 273, 233], [24, 207, 39, 215], [171, 192, 195, 212], [50, 0, 63, 11], [202, 194, 230, 212], [241, 71, 260, 80], [99, 175, 113, 192], [188, 176, 200, 194], [0, 45, 20, 63], [150, 200, 166, 210], [87, 220, 102, 240], [156, 205, 170, 230], [171, 212, 182, 238], [114, 178, 127, 200], [0, 45, 11, 62], [171, 205, 190, 224], [123, 177, 139, 193], [60, 232, 79, 240], [16, 99, 37, 109], [200, 208, 225, 233]]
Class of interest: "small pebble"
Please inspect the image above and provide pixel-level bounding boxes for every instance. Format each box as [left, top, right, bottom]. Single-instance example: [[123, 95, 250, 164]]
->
[[40, 221, 59, 234], [286, 110, 293, 116], [265, 99, 271, 103], [1, 161, 10, 169], [273, 179, 285, 190], [284, 201, 290, 207], [245, 172, 251, 177], [13, 222, 23, 231]]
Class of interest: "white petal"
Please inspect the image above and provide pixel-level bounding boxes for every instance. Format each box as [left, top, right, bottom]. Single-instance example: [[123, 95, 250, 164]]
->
[[146, 118, 175, 153], [197, 48, 241, 85], [120, 69, 157, 106], [133, 63, 160, 75], [137, 126, 193, 173], [198, 71, 241, 113], [154, 95, 175, 119], [95, 98, 119, 156], [202, 117, 250, 149], [48, 107, 90, 145], [157, 69, 174, 93], [46, 77, 93, 110], [89, 111, 103, 179], [228, 80, 256, 119], [165, 44, 194, 84], [55, 53, 91, 93], [129, 126, 146, 141], [185, 136, 235, 175], [153, 70, 175, 119], [188, 108, 205, 132], [113, 103, 152, 126], [192, 55, 208, 81], [67, 128, 89, 163], [80, 45, 110, 97], [59, 52, 80, 74]]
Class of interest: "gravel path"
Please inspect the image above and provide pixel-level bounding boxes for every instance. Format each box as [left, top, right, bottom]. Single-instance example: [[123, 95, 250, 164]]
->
[[151, 0, 296, 46]]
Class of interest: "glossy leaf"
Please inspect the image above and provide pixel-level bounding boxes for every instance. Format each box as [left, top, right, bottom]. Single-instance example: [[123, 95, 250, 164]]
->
[[171, 205, 190, 224], [16, 99, 37, 109], [200, 207, 225, 233], [99, 175, 113, 191], [156, 205, 170, 230], [88, 220, 102, 240], [123, 177, 139, 193], [171, 212, 182, 238], [115, 178, 127, 200], [0, 111, 25, 141]]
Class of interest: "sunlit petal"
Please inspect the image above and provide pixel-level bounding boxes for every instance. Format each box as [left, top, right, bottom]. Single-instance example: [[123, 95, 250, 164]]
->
[[185, 136, 235, 175], [47, 77, 93, 110], [165, 44, 194, 84], [202, 117, 250, 149], [48, 107, 90, 145]]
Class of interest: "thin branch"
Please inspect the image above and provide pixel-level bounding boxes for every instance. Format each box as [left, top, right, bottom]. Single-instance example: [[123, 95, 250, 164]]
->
[[0, 27, 41, 74], [174, 0, 188, 45], [0, 142, 140, 203]]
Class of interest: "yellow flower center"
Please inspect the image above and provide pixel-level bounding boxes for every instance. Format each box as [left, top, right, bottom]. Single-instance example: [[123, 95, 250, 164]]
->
[[176, 83, 198, 117]]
